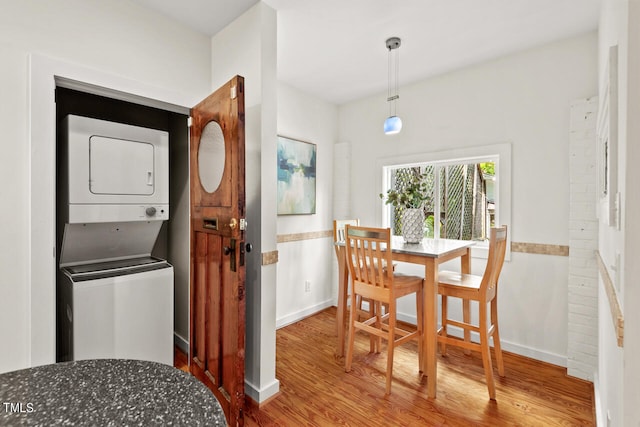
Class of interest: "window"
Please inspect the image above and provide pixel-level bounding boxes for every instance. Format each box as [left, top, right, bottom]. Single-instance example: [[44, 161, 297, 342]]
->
[[379, 143, 511, 255], [385, 162, 495, 240]]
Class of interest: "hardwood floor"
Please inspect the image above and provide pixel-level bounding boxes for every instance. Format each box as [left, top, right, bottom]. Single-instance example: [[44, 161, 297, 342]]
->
[[176, 307, 595, 426]]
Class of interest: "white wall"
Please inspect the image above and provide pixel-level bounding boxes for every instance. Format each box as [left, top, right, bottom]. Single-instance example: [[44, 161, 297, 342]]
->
[[597, 1, 640, 425], [275, 83, 338, 327], [211, 2, 280, 403], [0, 0, 211, 373], [338, 33, 597, 364]]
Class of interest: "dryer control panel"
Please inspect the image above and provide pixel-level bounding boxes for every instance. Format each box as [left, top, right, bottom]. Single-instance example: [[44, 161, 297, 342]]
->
[[68, 204, 169, 223], [143, 205, 168, 220]]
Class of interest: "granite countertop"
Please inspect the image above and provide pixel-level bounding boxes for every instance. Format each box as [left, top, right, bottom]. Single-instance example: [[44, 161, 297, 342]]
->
[[0, 359, 226, 426]]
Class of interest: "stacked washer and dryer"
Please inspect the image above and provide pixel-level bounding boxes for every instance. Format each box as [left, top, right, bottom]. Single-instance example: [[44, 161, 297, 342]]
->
[[57, 115, 174, 366]]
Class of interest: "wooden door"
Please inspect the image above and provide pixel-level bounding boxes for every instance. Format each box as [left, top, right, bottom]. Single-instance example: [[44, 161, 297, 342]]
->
[[189, 75, 246, 426]]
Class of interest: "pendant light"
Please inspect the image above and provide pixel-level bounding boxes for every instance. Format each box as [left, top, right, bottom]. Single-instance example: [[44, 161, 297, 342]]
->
[[384, 37, 402, 135]]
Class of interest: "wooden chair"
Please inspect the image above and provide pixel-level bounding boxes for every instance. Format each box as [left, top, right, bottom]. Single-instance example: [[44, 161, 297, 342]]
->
[[437, 225, 508, 400], [333, 219, 360, 261], [334, 220, 368, 318], [344, 225, 423, 395], [334, 219, 381, 353]]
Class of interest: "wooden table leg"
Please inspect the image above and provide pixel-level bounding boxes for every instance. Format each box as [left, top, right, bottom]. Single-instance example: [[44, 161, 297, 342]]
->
[[423, 259, 438, 398], [461, 248, 472, 354], [336, 245, 348, 357], [460, 248, 471, 274]]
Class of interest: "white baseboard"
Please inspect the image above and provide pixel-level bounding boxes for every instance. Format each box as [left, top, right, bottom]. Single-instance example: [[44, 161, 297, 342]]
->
[[174, 332, 188, 355], [593, 373, 603, 426], [499, 339, 566, 367], [245, 378, 280, 403], [276, 299, 335, 329]]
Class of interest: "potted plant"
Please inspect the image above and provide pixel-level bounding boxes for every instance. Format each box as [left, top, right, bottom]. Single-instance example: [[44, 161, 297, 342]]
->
[[379, 170, 429, 243]]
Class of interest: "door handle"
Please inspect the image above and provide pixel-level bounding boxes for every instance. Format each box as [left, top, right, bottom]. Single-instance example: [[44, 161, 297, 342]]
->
[[228, 218, 238, 230]]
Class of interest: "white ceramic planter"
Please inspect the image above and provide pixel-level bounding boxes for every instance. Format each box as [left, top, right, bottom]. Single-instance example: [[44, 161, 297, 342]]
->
[[401, 208, 424, 243]]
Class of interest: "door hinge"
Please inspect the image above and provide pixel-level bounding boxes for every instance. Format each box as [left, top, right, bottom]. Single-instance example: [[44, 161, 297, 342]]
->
[[231, 85, 237, 100], [238, 283, 245, 302], [187, 116, 193, 127]]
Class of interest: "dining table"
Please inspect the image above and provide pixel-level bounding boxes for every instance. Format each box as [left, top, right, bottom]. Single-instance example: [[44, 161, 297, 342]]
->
[[335, 235, 475, 399]]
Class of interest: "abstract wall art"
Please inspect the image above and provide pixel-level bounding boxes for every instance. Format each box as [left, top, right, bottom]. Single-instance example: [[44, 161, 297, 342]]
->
[[277, 136, 316, 215]]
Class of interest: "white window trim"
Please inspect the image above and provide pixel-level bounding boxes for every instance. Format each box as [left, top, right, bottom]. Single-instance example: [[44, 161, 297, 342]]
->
[[376, 142, 512, 261]]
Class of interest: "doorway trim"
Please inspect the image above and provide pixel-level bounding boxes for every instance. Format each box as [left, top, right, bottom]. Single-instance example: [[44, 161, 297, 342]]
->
[[28, 53, 199, 366]]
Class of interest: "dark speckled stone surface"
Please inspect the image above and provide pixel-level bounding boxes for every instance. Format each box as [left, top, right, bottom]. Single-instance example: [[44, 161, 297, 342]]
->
[[0, 359, 226, 426]]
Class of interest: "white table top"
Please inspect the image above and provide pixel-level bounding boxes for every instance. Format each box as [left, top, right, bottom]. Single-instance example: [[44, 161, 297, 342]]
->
[[336, 236, 475, 257], [389, 236, 475, 257]]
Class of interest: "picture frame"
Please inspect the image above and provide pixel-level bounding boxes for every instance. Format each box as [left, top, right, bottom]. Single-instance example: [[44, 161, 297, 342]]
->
[[596, 45, 619, 229], [277, 136, 317, 215]]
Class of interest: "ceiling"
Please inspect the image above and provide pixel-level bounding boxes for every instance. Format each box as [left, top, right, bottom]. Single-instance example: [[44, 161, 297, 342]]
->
[[131, 0, 601, 105]]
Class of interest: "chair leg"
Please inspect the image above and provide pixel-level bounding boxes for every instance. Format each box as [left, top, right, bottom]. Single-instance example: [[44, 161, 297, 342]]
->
[[462, 298, 471, 355], [370, 301, 379, 353], [479, 303, 496, 400], [368, 300, 377, 353], [385, 308, 396, 395], [440, 295, 448, 356], [491, 297, 505, 377], [416, 284, 424, 371], [345, 291, 358, 373]]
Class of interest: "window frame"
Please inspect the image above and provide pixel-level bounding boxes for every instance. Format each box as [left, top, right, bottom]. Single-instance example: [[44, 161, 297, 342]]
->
[[377, 143, 511, 260]]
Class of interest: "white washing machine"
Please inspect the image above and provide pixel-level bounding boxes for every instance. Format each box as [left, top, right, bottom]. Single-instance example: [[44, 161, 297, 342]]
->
[[58, 257, 174, 365], [57, 115, 174, 365]]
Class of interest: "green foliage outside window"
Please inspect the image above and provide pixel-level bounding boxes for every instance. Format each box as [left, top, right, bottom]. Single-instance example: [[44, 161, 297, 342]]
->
[[383, 162, 494, 241], [480, 162, 495, 176]]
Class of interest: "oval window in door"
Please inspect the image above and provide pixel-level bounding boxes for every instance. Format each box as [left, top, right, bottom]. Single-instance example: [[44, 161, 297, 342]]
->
[[198, 121, 225, 193]]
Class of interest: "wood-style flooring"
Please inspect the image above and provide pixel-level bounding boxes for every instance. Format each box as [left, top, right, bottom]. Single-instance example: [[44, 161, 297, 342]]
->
[[176, 307, 595, 426]]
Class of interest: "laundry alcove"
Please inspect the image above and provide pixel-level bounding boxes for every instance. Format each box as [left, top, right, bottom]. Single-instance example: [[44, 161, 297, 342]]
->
[[54, 81, 192, 360]]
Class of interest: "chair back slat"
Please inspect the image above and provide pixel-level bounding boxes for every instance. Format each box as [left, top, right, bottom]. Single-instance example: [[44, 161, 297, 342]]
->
[[480, 225, 508, 297], [345, 225, 394, 301]]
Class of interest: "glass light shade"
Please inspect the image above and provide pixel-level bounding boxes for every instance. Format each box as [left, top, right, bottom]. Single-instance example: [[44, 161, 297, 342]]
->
[[384, 115, 402, 135]]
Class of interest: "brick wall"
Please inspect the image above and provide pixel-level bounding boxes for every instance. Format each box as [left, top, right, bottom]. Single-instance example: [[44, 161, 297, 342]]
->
[[568, 97, 599, 381]]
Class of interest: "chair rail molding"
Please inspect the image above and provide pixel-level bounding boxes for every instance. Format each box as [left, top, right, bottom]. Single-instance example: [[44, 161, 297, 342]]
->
[[596, 250, 624, 347]]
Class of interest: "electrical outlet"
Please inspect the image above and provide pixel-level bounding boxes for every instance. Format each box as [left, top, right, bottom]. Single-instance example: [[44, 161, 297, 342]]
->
[[304, 280, 311, 292]]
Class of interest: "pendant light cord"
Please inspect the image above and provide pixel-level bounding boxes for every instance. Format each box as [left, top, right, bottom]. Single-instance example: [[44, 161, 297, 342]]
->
[[388, 45, 393, 117], [394, 46, 399, 117], [386, 38, 400, 117]]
